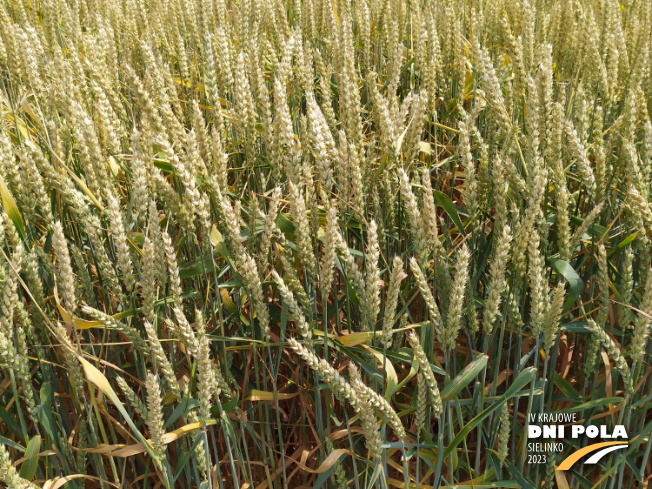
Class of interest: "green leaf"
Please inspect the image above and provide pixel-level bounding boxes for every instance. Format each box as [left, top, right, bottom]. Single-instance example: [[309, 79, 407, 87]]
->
[[569, 214, 607, 238], [0, 174, 25, 239], [367, 462, 384, 488], [179, 252, 224, 279], [153, 158, 176, 173], [36, 383, 57, 449], [0, 436, 24, 452], [568, 469, 593, 489], [78, 357, 162, 468], [164, 398, 199, 430], [444, 367, 536, 458], [335, 331, 376, 346], [275, 213, 295, 236], [173, 432, 205, 483], [552, 373, 581, 401], [560, 321, 592, 333], [221, 398, 239, 414], [433, 191, 466, 236], [556, 397, 621, 414], [441, 354, 488, 401], [0, 406, 25, 441], [608, 233, 637, 258], [437, 484, 520, 489], [547, 258, 583, 309], [19, 435, 41, 480], [372, 154, 390, 182], [503, 458, 535, 489]]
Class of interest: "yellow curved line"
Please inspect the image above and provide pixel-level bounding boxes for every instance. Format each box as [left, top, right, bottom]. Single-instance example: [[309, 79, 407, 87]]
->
[[557, 441, 628, 471]]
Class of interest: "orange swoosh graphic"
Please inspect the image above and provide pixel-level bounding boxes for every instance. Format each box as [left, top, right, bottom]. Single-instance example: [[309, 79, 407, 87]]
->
[[557, 441, 628, 471]]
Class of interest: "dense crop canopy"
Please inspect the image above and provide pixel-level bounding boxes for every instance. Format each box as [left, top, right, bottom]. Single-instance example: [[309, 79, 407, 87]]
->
[[0, 0, 651, 487]]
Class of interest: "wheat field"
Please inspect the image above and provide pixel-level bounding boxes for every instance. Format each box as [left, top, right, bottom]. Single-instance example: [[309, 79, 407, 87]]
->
[[0, 0, 651, 487]]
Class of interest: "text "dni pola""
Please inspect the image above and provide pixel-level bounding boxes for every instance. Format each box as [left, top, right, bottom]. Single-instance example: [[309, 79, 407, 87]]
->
[[528, 413, 628, 439]]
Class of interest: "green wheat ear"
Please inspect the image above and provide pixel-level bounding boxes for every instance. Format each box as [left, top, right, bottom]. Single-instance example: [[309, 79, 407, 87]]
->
[[497, 402, 511, 468], [407, 331, 443, 418]]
